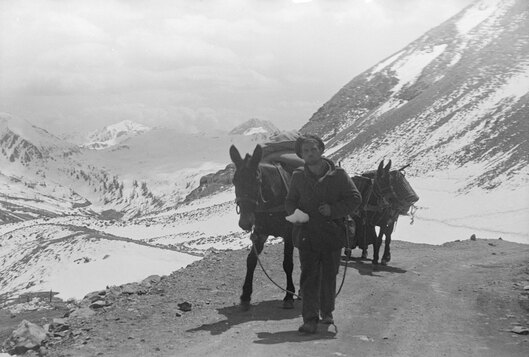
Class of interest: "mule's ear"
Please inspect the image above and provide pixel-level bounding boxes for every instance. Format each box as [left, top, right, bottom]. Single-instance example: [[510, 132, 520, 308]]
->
[[250, 145, 263, 168], [377, 160, 385, 176], [229, 145, 243, 167], [384, 160, 392, 173]]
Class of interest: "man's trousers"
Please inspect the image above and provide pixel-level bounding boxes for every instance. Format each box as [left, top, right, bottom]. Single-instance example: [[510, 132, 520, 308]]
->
[[299, 248, 341, 323]]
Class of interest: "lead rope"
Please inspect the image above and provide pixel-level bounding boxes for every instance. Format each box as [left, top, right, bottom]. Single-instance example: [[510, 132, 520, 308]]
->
[[251, 225, 351, 299], [251, 229, 301, 299], [409, 204, 417, 225], [335, 217, 351, 298], [251, 219, 350, 302], [251, 230, 344, 335]]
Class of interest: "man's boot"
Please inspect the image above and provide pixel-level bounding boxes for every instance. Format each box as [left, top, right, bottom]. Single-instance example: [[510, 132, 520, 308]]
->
[[298, 320, 318, 334], [320, 312, 334, 324]]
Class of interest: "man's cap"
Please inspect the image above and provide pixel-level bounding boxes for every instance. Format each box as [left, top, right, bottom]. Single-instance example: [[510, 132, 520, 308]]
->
[[295, 134, 325, 158]]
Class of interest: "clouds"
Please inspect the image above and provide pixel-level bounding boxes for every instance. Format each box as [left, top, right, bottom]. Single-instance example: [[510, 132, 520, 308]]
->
[[0, 0, 473, 134]]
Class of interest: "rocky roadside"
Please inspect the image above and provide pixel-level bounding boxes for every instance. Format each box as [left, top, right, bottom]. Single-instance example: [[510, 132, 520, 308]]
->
[[2, 239, 529, 357]]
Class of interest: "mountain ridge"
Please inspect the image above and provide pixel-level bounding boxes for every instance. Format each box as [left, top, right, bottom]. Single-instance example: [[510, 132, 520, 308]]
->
[[301, 0, 528, 191]]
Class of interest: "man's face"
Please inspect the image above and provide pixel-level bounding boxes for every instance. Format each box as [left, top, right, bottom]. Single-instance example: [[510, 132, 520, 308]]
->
[[301, 141, 323, 165]]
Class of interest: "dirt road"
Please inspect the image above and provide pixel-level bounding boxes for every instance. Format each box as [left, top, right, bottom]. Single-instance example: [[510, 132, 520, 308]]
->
[[46, 238, 529, 356]]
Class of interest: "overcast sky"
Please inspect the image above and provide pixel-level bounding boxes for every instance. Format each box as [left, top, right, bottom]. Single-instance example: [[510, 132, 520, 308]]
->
[[0, 0, 474, 135]]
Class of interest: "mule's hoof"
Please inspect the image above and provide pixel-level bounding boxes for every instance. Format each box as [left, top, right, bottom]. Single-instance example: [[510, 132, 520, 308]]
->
[[372, 259, 379, 265], [381, 260, 388, 266], [240, 300, 251, 311], [282, 300, 294, 309]]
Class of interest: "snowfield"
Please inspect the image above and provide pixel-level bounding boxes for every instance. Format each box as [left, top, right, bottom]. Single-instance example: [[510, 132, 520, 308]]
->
[[395, 173, 529, 246]]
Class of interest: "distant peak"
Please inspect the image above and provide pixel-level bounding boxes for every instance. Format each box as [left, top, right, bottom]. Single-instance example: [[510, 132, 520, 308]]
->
[[83, 120, 151, 150], [229, 118, 280, 136], [103, 120, 150, 132]]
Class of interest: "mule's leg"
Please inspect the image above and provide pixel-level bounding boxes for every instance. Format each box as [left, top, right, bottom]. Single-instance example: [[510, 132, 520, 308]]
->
[[361, 247, 368, 260], [240, 233, 266, 310], [282, 232, 295, 309], [372, 226, 384, 265], [381, 222, 394, 265], [360, 229, 369, 260], [357, 218, 368, 259]]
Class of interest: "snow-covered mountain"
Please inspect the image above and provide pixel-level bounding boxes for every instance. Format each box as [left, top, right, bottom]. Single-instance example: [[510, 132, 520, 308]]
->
[[303, 0, 528, 191], [82, 120, 151, 150], [1, 113, 79, 163], [76, 126, 266, 209], [0, 114, 163, 223], [0, 114, 272, 224], [229, 118, 280, 137]]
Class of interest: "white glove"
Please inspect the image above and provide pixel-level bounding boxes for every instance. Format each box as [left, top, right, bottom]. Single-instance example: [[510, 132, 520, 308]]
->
[[285, 209, 309, 224]]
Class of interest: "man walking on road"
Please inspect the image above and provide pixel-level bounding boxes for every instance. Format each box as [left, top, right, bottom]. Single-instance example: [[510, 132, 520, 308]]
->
[[285, 134, 361, 334]]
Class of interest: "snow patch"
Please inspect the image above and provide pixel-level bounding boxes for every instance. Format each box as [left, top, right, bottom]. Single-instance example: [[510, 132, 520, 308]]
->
[[369, 51, 404, 76], [456, 0, 502, 35], [448, 52, 463, 67], [243, 127, 268, 136], [325, 140, 350, 157], [372, 98, 407, 117], [494, 64, 529, 100], [391, 44, 447, 93], [0, 225, 201, 301], [46, 241, 199, 300]]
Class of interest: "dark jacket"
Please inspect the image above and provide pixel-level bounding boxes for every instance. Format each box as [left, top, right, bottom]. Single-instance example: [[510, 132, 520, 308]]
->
[[285, 158, 362, 251]]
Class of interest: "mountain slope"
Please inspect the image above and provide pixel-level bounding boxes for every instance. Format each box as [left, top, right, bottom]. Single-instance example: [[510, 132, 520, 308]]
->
[[0, 113, 79, 163], [302, 0, 529, 190]]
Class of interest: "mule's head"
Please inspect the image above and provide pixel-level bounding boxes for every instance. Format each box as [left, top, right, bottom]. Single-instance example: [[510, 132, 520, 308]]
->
[[229, 144, 263, 231], [374, 159, 393, 201]]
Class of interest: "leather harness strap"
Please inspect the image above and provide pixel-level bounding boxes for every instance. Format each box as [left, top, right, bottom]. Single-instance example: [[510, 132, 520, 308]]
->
[[255, 163, 291, 214]]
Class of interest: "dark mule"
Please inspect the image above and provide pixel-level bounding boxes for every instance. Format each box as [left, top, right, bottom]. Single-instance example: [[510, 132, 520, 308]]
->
[[351, 160, 399, 265], [229, 144, 296, 310]]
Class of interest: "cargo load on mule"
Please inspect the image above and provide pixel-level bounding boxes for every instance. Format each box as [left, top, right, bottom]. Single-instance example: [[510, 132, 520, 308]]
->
[[260, 130, 304, 173]]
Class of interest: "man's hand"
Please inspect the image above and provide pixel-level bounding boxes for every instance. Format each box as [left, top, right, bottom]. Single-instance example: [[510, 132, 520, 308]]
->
[[318, 204, 331, 217]]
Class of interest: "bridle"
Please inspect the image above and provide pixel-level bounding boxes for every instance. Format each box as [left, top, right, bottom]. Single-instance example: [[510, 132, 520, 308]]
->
[[363, 172, 399, 226], [234, 167, 265, 215], [234, 165, 285, 216], [372, 173, 393, 204], [235, 196, 259, 214]]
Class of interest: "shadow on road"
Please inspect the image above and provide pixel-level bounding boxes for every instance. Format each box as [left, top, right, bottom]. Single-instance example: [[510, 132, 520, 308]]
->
[[254, 324, 337, 344], [187, 299, 301, 336], [340, 256, 407, 276]]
